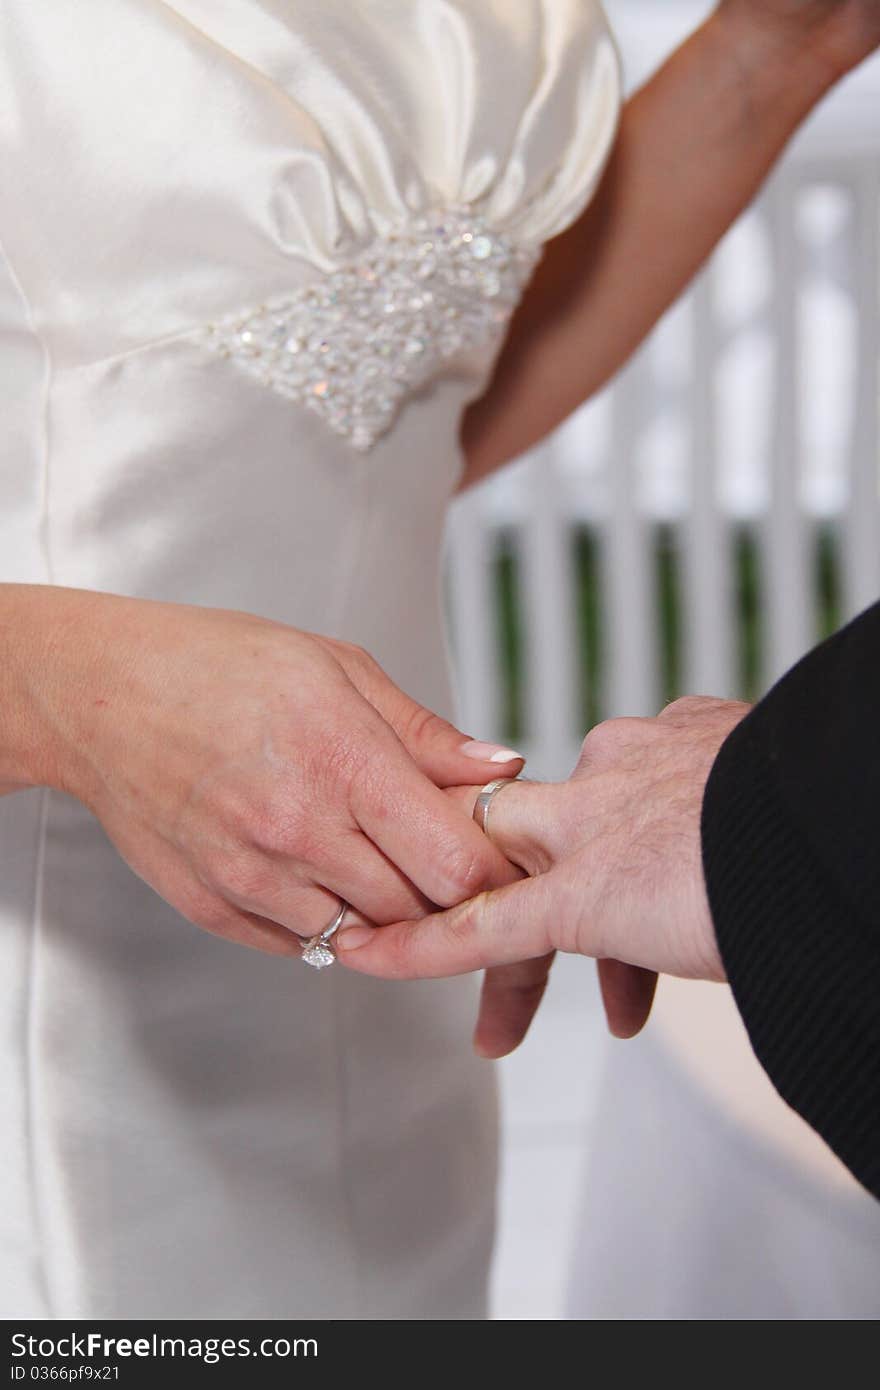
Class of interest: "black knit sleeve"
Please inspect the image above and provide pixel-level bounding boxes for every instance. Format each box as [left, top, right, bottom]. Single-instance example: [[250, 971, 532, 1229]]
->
[[700, 600, 880, 1200]]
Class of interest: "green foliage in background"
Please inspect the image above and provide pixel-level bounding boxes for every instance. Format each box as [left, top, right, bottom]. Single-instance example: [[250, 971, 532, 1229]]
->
[[490, 522, 842, 744]]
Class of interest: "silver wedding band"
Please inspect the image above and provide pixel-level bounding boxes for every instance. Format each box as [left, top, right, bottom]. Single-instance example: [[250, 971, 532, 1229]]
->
[[301, 899, 349, 970], [473, 777, 518, 842]]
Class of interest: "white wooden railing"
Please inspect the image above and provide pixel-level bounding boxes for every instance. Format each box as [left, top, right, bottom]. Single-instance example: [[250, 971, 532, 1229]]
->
[[481, 2, 880, 1323], [447, 100, 880, 783]]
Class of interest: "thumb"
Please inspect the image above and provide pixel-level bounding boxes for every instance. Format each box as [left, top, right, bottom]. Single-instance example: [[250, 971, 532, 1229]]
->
[[337, 871, 559, 979], [343, 650, 524, 787]]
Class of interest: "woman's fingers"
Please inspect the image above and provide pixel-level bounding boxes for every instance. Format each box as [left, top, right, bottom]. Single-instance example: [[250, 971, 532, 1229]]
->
[[337, 871, 559, 978], [352, 724, 523, 908], [473, 954, 556, 1059], [335, 641, 526, 787], [212, 865, 377, 943], [203, 870, 376, 955], [248, 825, 431, 929], [200, 827, 409, 937], [596, 959, 658, 1039], [316, 831, 432, 924]]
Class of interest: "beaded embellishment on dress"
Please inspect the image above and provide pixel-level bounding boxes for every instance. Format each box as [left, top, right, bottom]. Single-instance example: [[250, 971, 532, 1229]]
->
[[198, 210, 540, 452]]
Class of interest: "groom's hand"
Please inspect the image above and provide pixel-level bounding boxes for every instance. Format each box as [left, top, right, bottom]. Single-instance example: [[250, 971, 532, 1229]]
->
[[338, 698, 751, 1055]]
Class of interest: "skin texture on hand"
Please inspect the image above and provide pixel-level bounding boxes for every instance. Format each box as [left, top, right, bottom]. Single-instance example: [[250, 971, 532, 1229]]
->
[[0, 583, 523, 956], [338, 698, 752, 1058]]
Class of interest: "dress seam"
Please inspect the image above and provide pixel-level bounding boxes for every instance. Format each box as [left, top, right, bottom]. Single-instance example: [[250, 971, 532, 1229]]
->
[[31, 238, 57, 1314], [0, 230, 57, 1318], [24, 789, 53, 1317]]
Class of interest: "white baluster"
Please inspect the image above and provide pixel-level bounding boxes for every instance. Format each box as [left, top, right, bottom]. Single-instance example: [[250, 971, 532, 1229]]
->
[[445, 489, 503, 744], [604, 350, 659, 716], [520, 439, 582, 779], [683, 268, 736, 697], [764, 176, 814, 687], [844, 161, 880, 619]]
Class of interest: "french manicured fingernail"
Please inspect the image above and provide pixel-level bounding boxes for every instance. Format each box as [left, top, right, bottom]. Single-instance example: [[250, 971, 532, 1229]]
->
[[461, 740, 525, 764], [337, 926, 376, 952]]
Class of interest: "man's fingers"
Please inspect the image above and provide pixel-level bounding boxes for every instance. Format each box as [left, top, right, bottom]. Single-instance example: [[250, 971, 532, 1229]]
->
[[597, 959, 658, 1039], [336, 872, 559, 979], [444, 778, 562, 876], [473, 954, 556, 1059]]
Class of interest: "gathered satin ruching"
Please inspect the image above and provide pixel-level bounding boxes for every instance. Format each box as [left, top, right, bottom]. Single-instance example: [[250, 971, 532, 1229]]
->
[[0, 0, 620, 367], [0, 1, 621, 1319]]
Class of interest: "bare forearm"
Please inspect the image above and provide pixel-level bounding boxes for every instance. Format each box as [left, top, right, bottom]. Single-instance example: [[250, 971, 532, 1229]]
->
[[0, 583, 95, 794], [461, 8, 845, 483]]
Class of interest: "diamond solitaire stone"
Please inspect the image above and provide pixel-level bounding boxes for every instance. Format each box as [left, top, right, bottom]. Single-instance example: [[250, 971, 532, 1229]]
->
[[198, 208, 540, 453], [301, 940, 335, 970]]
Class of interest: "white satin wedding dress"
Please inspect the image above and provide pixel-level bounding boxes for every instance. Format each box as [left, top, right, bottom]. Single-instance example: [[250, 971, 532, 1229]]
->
[[0, 1, 620, 1318]]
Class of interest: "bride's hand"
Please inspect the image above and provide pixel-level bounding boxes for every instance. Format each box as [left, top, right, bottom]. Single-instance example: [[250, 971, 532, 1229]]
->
[[717, 0, 880, 79], [19, 586, 522, 955]]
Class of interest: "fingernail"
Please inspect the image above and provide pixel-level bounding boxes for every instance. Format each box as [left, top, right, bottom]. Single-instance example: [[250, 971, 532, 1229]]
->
[[337, 926, 375, 952], [461, 740, 525, 765]]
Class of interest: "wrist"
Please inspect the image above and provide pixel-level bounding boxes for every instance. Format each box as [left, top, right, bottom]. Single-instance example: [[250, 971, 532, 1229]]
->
[[0, 584, 103, 795], [710, 4, 848, 122]]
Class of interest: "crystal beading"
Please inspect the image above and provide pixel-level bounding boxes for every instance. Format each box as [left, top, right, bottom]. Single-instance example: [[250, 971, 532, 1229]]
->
[[197, 209, 540, 452]]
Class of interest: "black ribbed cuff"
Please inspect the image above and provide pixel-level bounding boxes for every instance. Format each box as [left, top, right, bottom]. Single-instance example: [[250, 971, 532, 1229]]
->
[[701, 711, 880, 1200]]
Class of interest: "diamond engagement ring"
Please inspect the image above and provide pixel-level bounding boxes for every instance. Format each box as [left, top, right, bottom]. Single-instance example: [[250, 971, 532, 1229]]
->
[[300, 900, 349, 971]]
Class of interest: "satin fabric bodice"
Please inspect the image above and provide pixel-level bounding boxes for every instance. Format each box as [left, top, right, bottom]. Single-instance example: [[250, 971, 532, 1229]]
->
[[0, 1, 619, 1318]]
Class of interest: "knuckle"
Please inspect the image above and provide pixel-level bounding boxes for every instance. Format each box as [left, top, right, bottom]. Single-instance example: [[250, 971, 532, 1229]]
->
[[345, 745, 412, 831], [579, 718, 626, 762], [399, 701, 449, 750], [333, 640, 381, 681], [336, 639, 369, 665], [520, 837, 556, 878], [448, 894, 483, 943], [436, 841, 491, 904], [205, 849, 274, 907], [244, 791, 310, 858], [315, 726, 372, 797], [579, 716, 657, 764], [504, 784, 562, 872], [246, 731, 372, 845], [358, 769, 398, 830], [504, 972, 551, 1012], [368, 919, 429, 980], [182, 891, 241, 938], [661, 695, 714, 718]]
